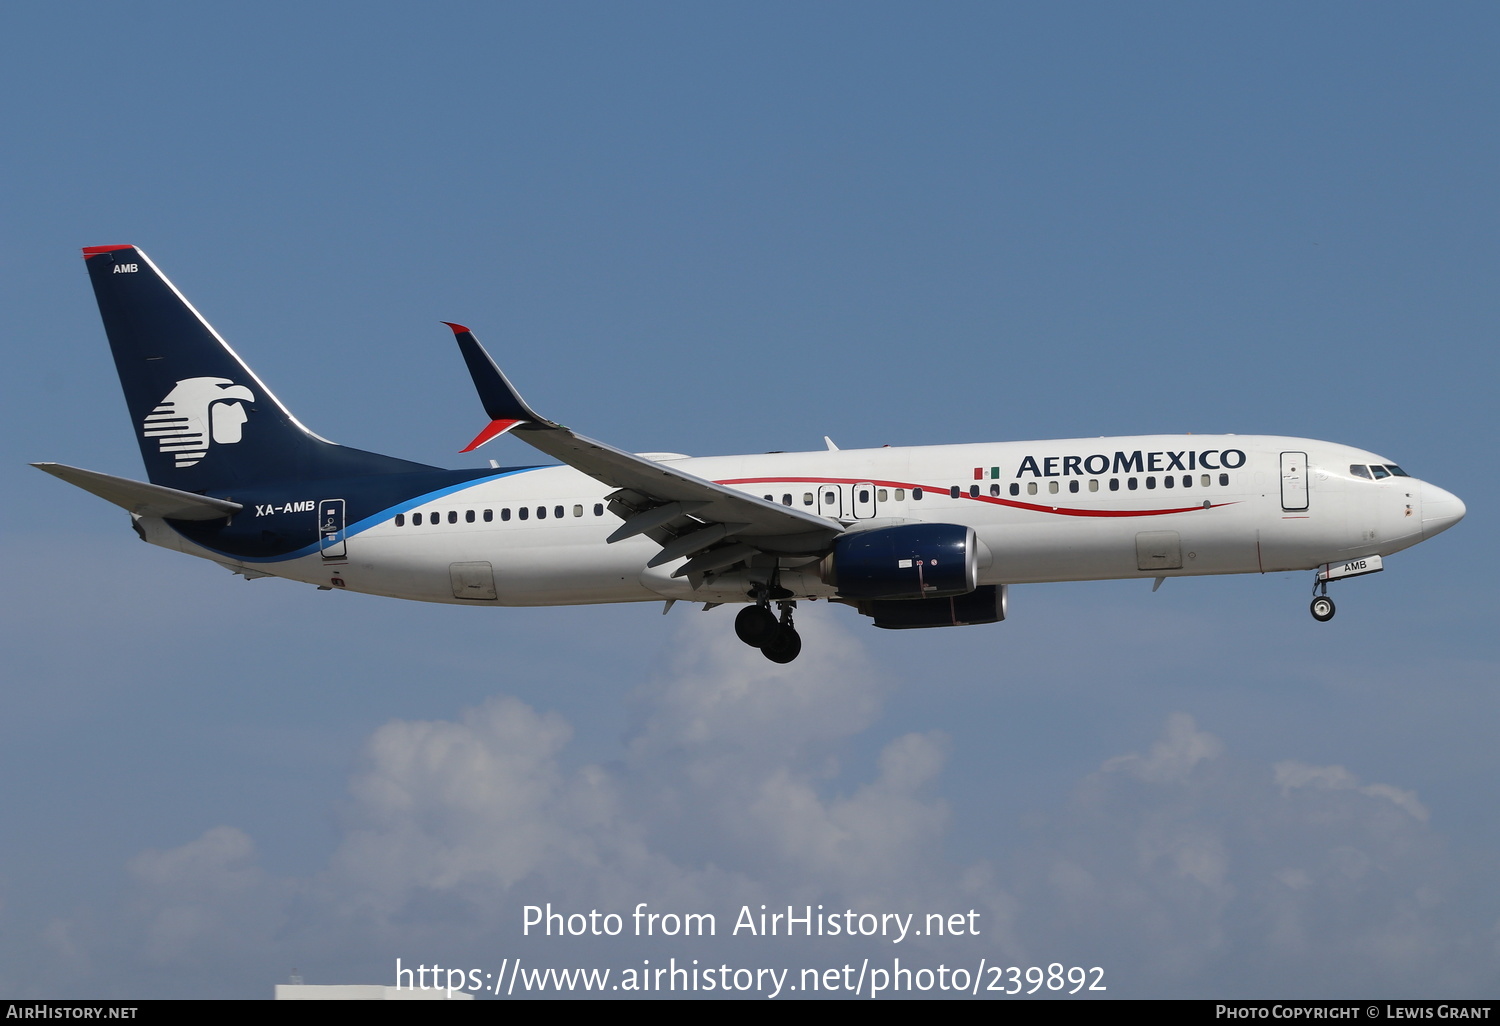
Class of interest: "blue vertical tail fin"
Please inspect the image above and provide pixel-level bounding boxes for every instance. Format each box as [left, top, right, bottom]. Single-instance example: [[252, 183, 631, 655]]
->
[[83, 245, 433, 491]]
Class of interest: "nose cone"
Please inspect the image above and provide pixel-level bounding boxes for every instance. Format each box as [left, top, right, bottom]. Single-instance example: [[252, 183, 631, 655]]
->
[[1421, 482, 1466, 540]]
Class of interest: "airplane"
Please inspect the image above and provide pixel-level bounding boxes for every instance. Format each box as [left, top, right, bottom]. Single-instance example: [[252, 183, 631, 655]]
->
[[35, 245, 1467, 663]]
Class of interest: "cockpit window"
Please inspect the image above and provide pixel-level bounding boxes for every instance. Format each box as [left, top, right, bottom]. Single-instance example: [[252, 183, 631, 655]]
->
[[1350, 465, 1372, 480], [1385, 464, 1409, 477], [1370, 465, 1391, 480]]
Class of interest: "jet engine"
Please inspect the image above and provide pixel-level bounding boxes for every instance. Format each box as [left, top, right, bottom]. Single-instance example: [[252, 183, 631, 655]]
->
[[822, 523, 979, 600]]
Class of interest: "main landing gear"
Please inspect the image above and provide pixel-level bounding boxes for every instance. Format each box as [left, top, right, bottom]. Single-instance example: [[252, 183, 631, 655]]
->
[[1310, 576, 1336, 622], [735, 595, 802, 663]]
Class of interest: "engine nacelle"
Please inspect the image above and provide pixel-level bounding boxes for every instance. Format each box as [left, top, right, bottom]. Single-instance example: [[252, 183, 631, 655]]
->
[[823, 523, 979, 600], [861, 585, 1008, 630]]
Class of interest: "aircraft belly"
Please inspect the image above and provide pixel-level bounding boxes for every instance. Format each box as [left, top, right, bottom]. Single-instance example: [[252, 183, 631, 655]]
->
[[1256, 505, 1346, 571], [490, 537, 657, 606], [977, 508, 1264, 584]]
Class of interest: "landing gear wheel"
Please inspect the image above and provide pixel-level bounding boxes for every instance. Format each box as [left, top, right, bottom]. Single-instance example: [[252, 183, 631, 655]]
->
[[735, 605, 777, 647], [1310, 595, 1336, 622], [761, 626, 802, 663]]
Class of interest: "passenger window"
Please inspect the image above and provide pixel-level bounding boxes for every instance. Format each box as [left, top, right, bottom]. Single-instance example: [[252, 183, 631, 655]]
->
[[519, 508, 528, 520], [1181, 475, 1191, 488], [950, 485, 960, 498], [1027, 482, 1038, 495], [1128, 478, 1138, 490], [413, 513, 422, 525], [894, 489, 905, 500], [444, 511, 454, 524], [990, 484, 1000, 497], [968, 485, 979, 497], [395, 513, 406, 527], [554, 505, 564, 518], [1010, 483, 1020, 496], [537, 506, 547, 519], [1145, 477, 1156, 489], [803, 493, 814, 506], [1048, 481, 1059, 494], [1350, 465, 1372, 479], [1109, 478, 1120, 491], [429, 510, 439, 523], [784, 494, 793, 506], [1218, 473, 1229, 486], [1069, 480, 1079, 493], [1163, 476, 1173, 489], [1088, 479, 1099, 492], [1201, 474, 1211, 487], [465, 509, 475, 523], [878, 489, 889, 501], [594, 503, 604, 516], [913, 488, 923, 500], [484, 509, 493, 522], [573, 504, 583, 517], [501, 508, 511, 521]]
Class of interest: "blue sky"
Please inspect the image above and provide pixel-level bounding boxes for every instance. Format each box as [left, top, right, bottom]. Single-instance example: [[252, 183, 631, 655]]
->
[[2, 2, 1496, 999]]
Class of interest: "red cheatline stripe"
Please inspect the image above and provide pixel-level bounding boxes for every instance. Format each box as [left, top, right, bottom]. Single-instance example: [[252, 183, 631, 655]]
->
[[460, 419, 523, 452], [81, 245, 135, 257], [716, 475, 1234, 519]]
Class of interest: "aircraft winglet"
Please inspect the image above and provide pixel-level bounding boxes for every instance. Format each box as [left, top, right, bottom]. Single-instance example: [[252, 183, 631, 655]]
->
[[445, 321, 548, 451]]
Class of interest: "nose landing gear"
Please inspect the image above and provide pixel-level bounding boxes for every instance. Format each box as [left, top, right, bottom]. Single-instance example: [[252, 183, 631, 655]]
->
[[1310, 594, 1336, 622], [1309, 574, 1336, 622], [1307, 555, 1382, 622]]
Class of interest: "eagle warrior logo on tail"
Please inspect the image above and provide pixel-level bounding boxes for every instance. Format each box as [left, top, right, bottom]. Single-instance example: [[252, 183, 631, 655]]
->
[[141, 377, 255, 468]]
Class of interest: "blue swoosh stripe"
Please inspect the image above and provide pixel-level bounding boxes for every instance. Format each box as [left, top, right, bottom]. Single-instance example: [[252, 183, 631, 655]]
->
[[197, 467, 540, 564]]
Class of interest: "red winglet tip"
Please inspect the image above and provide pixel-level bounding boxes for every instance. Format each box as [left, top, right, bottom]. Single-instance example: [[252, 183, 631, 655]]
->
[[441, 321, 471, 335], [81, 245, 135, 258], [460, 419, 522, 453]]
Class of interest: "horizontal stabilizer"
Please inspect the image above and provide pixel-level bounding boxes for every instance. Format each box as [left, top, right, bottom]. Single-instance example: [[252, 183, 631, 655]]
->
[[32, 463, 242, 520]]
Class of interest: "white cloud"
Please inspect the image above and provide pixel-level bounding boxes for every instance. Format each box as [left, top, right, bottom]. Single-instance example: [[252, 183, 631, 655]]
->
[[317, 610, 985, 925], [25, 636, 1498, 998], [1103, 711, 1226, 785], [124, 826, 284, 968], [1274, 759, 1429, 822], [1011, 715, 1492, 996]]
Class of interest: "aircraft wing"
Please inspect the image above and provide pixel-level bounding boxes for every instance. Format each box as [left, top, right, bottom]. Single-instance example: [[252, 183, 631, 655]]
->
[[33, 462, 243, 520], [445, 324, 841, 578]]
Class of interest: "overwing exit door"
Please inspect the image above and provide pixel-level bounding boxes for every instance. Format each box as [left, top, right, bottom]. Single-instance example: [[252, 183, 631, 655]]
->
[[817, 485, 844, 519]]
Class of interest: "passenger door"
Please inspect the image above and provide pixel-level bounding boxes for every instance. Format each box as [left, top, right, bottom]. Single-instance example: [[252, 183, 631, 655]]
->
[[1280, 451, 1309, 512]]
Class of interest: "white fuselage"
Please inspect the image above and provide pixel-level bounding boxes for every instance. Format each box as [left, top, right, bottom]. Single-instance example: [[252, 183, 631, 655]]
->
[[139, 434, 1464, 608]]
